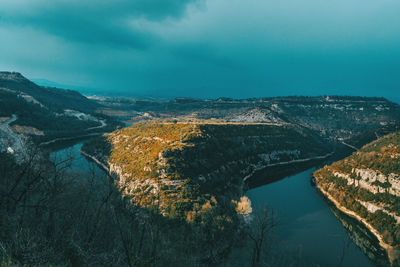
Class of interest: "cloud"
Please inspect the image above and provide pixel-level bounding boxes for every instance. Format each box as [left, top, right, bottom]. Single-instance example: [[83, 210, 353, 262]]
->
[[0, 0, 400, 101], [0, 0, 202, 48]]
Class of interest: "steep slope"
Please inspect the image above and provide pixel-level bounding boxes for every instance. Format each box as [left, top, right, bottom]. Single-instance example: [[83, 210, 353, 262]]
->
[[314, 132, 400, 264], [82, 122, 331, 219], [0, 72, 120, 153], [0, 72, 97, 113]]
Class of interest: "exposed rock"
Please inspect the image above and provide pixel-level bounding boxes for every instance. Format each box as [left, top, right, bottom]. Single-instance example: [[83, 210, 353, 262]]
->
[[229, 107, 285, 123], [314, 132, 400, 264]]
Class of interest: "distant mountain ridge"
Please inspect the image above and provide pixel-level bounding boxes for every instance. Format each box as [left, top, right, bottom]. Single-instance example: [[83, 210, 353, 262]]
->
[[1, 71, 400, 161], [95, 94, 400, 151]]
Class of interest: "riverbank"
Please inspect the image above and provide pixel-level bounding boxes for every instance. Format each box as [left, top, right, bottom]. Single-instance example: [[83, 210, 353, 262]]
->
[[245, 168, 375, 266], [79, 149, 110, 173], [316, 183, 400, 264], [40, 132, 103, 146], [243, 152, 334, 183], [76, 137, 390, 265]]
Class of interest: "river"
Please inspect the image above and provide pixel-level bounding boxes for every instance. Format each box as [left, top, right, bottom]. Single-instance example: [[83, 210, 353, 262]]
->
[[246, 168, 379, 266], [50, 142, 106, 179], [51, 143, 382, 266]]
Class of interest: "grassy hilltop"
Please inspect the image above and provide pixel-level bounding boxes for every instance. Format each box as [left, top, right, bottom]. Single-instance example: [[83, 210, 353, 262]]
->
[[83, 121, 330, 220]]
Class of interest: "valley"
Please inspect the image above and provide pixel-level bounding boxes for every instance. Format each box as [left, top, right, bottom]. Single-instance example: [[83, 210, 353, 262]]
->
[[1, 72, 399, 266]]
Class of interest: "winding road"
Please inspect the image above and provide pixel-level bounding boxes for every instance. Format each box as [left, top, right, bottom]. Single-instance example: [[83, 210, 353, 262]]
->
[[341, 141, 358, 151], [39, 132, 103, 146], [0, 114, 24, 154], [86, 119, 106, 131], [1, 113, 108, 152], [39, 118, 107, 146]]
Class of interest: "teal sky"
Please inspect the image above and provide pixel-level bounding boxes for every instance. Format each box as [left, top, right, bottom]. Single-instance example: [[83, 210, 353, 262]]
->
[[0, 0, 399, 101]]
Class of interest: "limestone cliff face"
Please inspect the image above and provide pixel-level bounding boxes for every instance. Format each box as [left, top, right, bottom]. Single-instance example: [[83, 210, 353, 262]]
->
[[333, 168, 400, 197], [83, 122, 330, 219], [314, 132, 400, 263]]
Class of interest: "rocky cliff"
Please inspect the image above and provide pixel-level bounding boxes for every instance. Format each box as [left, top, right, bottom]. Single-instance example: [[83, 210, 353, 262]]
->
[[314, 132, 400, 264]]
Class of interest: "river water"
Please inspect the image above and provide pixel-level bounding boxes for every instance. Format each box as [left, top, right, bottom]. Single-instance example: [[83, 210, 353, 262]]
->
[[50, 142, 105, 179], [246, 168, 376, 266], [51, 143, 379, 266]]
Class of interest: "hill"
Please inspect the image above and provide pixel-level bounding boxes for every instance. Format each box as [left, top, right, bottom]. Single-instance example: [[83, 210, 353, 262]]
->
[[82, 121, 331, 220], [0, 72, 120, 154], [95, 95, 400, 150], [314, 132, 400, 264]]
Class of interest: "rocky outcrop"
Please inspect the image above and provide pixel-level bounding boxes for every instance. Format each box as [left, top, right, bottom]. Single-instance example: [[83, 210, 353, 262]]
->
[[314, 132, 400, 264], [333, 168, 400, 197], [229, 107, 285, 123]]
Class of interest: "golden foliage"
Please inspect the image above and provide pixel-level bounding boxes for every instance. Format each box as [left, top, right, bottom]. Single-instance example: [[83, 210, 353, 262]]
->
[[108, 122, 202, 181], [233, 196, 253, 216]]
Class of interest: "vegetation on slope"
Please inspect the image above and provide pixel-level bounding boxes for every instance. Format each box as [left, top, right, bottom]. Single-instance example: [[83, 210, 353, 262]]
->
[[94, 95, 400, 147], [314, 132, 400, 247], [0, 143, 283, 266], [83, 121, 330, 221], [0, 72, 98, 113], [0, 148, 251, 266], [0, 72, 121, 144]]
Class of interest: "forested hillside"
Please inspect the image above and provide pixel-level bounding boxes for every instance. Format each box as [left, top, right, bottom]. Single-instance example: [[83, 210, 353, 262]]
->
[[0, 72, 121, 150], [0, 147, 254, 266], [0, 72, 98, 113]]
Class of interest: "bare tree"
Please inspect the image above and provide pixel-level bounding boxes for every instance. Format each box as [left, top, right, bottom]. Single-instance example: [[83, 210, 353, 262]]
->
[[247, 206, 277, 267]]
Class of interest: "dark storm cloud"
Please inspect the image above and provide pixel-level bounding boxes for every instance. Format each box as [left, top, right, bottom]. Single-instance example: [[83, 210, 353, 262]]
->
[[0, 0, 201, 48], [0, 0, 400, 101]]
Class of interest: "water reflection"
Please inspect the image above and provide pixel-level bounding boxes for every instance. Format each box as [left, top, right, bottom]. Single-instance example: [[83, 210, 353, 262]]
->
[[328, 205, 390, 266], [50, 142, 390, 266], [49, 142, 107, 182], [246, 168, 376, 266]]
